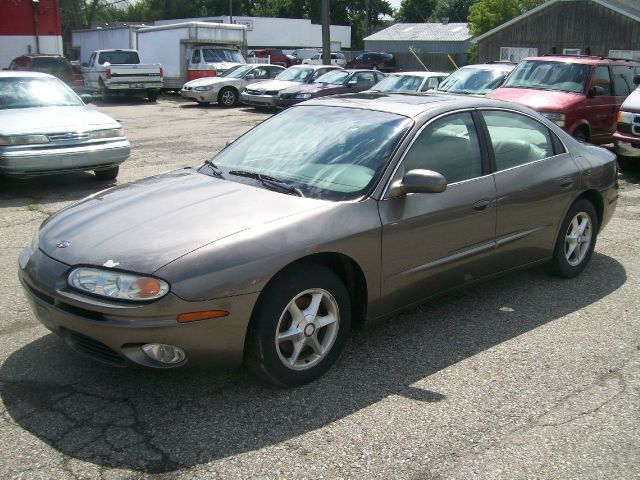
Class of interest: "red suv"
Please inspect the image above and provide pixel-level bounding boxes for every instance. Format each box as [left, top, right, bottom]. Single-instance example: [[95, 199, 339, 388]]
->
[[7, 55, 76, 86], [250, 49, 290, 67], [487, 55, 640, 144], [345, 52, 396, 72]]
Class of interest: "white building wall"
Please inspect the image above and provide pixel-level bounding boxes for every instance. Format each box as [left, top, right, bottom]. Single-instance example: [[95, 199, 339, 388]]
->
[[0, 35, 63, 69], [154, 16, 351, 49]]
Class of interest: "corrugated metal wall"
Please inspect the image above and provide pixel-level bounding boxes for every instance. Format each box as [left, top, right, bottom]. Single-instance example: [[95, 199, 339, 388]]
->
[[362, 40, 470, 70]]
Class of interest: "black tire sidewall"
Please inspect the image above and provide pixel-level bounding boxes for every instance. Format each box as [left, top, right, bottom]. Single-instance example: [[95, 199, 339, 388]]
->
[[94, 166, 119, 180], [246, 263, 351, 387], [551, 198, 598, 277]]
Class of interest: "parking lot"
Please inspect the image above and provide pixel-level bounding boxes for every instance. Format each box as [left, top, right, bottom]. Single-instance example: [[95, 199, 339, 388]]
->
[[0, 96, 639, 479]]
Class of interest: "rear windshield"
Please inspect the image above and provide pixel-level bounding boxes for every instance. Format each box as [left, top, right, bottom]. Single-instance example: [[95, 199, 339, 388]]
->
[[98, 51, 140, 65], [202, 49, 244, 63], [31, 57, 71, 74], [503, 60, 592, 94]]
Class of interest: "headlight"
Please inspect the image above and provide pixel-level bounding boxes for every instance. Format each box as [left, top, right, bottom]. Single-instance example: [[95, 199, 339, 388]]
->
[[194, 85, 214, 91], [0, 134, 50, 146], [618, 110, 633, 124], [89, 128, 124, 140], [68, 267, 169, 301], [30, 232, 40, 253], [540, 112, 566, 127], [294, 93, 312, 99]]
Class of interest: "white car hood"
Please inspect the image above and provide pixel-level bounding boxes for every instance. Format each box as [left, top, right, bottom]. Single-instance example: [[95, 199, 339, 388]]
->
[[183, 77, 239, 88], [0, 106, 120, 136], [247, 79, 301, 92]]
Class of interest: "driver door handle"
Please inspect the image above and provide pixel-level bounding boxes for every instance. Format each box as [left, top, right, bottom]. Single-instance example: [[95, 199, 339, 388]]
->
[[473, 199, 491, 211]]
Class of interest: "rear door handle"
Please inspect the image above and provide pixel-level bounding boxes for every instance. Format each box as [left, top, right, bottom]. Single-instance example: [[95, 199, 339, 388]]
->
[[473, 199, 491, 211]]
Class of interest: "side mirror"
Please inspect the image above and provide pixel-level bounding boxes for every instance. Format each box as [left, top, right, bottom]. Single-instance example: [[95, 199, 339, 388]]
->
[[634, 75, 640, 86], [245, 74, 255, 80], [347, 79, 357, 87], [80, 93, 93, 104], [387, 169, 447, 198], [589, 85, 605, 97]]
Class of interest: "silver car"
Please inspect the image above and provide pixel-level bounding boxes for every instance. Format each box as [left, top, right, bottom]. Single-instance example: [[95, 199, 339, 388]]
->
[[0, 72, 130, 179], [19, 93, 618, 386]]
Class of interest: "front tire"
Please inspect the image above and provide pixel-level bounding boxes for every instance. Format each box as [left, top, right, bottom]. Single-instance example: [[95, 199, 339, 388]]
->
[[94, 166, 119, 181], [245, 263, 351, 387], [549, 198, 598, 278], [218, 87, 238, 107]]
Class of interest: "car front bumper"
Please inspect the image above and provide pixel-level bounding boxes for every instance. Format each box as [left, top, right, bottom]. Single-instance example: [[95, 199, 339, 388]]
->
[[181, 88, 217, 103], [19, 247, 257, 369], [0, 140, 130, 176], [613, 132, 640, 158], [240, 92, 278, 107], [277, 96, 305, 108]]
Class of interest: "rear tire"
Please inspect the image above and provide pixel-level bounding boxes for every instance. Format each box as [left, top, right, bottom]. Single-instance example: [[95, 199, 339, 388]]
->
[[218, 87, 238, 107], [548, 198, 598, 278], [572, 128, 588, 142], [100, 83, 111, 102], [617, 155, 636, 171], [146, 90, 159, 102], [245, 263, 351, 387], [94, 166, 119, 181]]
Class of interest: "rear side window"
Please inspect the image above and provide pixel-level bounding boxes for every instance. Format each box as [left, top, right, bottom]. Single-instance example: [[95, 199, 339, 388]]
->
[[402, 112, 483, 184], [592, 66, 612, 96], [611, 65, 635, 96], [482, 111, 554, 171]]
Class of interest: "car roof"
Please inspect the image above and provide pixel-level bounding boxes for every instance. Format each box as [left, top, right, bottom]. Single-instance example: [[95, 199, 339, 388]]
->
[[299, 92, 525, 118], [389, 71, 449, 77], [458, 63, 515, 72], [290, 64, 340, 70], [0, 71, 56, 79], [522, 55, 640, 65]]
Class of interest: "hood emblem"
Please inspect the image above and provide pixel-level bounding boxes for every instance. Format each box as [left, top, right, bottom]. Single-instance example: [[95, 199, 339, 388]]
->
[[56, 240, 70, 248]]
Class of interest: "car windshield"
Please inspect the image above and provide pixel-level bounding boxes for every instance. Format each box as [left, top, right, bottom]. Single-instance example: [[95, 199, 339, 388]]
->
[[219, 65, 244, 77], [502, 60, 591, 94], [275, 68, 314, 82], [201, 105, 412, 201], [0, 77, 83, 109], [223, 65, 254, 78], [371, 75, 423, 92], [314, 70, 349, 85], [98, 51, 139, 65], [438, 67, 508, 95], [202, 49, 244, 63]]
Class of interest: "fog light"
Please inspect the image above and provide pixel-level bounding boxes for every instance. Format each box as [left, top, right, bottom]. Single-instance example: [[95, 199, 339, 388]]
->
[[141, 343, 186, 364]]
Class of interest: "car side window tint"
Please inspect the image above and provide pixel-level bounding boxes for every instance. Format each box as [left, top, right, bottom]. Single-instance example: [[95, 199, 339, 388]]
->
[[592, 66, 612, 96], [611, 65, 634, 96], [401, 113, 483, 184], [191, 49, 200, 64], [268, 67, 281, 78], [483, 111, 554, 171], [354, 54, 364, 61], [253, 67, 268, 79], [353, 72, 377, 87]]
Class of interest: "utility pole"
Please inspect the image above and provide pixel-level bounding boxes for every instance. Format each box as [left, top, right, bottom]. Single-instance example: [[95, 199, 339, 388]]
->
[[229, 0, 233, 25], [365, 0, 370, 35], [321, 0, 331, 65]]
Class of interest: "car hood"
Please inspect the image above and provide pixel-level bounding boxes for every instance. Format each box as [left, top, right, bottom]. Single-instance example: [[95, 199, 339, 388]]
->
[[281, 82, 342, 95], [247, 79, 301, 92], [38, 168, 328, 273], [183, 77, 239, 88], [0, 106, 120, 135], [621, 87, 640, 112], [487, 87, 584, 111]]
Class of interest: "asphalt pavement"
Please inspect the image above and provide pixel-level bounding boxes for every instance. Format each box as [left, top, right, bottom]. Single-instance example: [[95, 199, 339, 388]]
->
[[0, 96, 638, 479]]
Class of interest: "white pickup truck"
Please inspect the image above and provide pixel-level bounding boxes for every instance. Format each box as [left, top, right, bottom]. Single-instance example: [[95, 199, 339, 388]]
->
[[83, 49, 163, 101]]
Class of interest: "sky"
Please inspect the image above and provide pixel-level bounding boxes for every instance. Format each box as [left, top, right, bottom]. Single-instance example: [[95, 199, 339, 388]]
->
[[388, 0, 402, 8]]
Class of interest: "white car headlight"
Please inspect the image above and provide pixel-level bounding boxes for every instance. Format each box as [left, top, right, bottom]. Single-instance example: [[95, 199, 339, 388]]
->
[[617, 110, 633, 124], [540, 112, 566, 127], [194, 85, 214, 91], [0, 134, 50, 146], [68, 267, 169, 301], [89, 128, 124, 140]]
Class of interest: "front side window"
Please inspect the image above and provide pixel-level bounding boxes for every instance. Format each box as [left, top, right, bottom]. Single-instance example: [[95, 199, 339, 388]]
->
[[191, 49, 201, 64], [401, 112, 482, 184], [204, 106, 412, 201], [502, 60, 591, 94], [422, 76, 442, 91], [352, 72, 378, 88], [592, 66, 612, 96], [482, 110, 554, 171]]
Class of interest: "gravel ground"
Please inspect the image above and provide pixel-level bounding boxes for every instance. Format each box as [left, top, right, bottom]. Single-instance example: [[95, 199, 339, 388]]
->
[[0, 95, 638, 479]]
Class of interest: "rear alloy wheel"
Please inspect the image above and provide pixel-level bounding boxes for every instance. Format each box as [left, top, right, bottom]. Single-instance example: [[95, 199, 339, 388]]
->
[[218, 87, 238, 107], [246, 263, 351, 387], [549, 198, 598, 278], [94, 166, 119, 181]]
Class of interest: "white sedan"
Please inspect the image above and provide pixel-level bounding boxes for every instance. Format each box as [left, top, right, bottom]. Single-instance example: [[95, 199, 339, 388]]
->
[[302, 52, 347, 67], [181, 64, 285, 107]]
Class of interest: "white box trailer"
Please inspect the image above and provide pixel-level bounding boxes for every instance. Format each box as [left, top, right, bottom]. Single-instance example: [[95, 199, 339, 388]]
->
[[72, 26, 140, 65], [136, 22, 247, 89]]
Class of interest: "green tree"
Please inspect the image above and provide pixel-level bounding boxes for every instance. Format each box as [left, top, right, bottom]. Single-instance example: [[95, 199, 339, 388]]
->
[[395, 0, 438, 22], [468, 0, 544, 36], [431, 0, 477, 23]]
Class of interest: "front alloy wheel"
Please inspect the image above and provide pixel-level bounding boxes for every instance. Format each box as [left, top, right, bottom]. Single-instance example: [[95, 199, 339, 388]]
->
[[246, 263, 351, 387]]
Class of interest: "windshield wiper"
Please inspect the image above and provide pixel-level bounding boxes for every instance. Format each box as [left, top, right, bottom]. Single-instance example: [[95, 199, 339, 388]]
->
[[203, 160, 225, 179], [228, 170, 304, 197]]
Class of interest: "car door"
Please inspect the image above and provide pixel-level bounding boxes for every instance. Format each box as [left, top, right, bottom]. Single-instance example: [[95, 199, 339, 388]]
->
[[480, 109, 579, 270], [586, 65, 616, 141], [611, 65, 635, 133], [379, 111, 497, 312]]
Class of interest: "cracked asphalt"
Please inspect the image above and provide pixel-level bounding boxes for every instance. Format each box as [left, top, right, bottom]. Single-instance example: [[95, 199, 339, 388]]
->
[[0, 96, 638, 479]]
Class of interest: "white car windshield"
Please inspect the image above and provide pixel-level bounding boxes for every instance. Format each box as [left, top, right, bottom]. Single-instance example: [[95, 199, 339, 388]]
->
[[0, 77, 83, 109], [223, 65, 254, 78], [315, 70, 349, 85], [372, 75, 423, 92], [275, 68, 314, 82]]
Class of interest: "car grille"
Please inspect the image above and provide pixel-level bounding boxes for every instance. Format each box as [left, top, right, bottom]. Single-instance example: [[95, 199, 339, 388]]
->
[[280, 93, 292, 99], [632, 114, 640, 136], [245, 89, 263, 95], [264, 90, 278, 96], [63, 329, 126, 366], [47, 132, 90, 142]]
